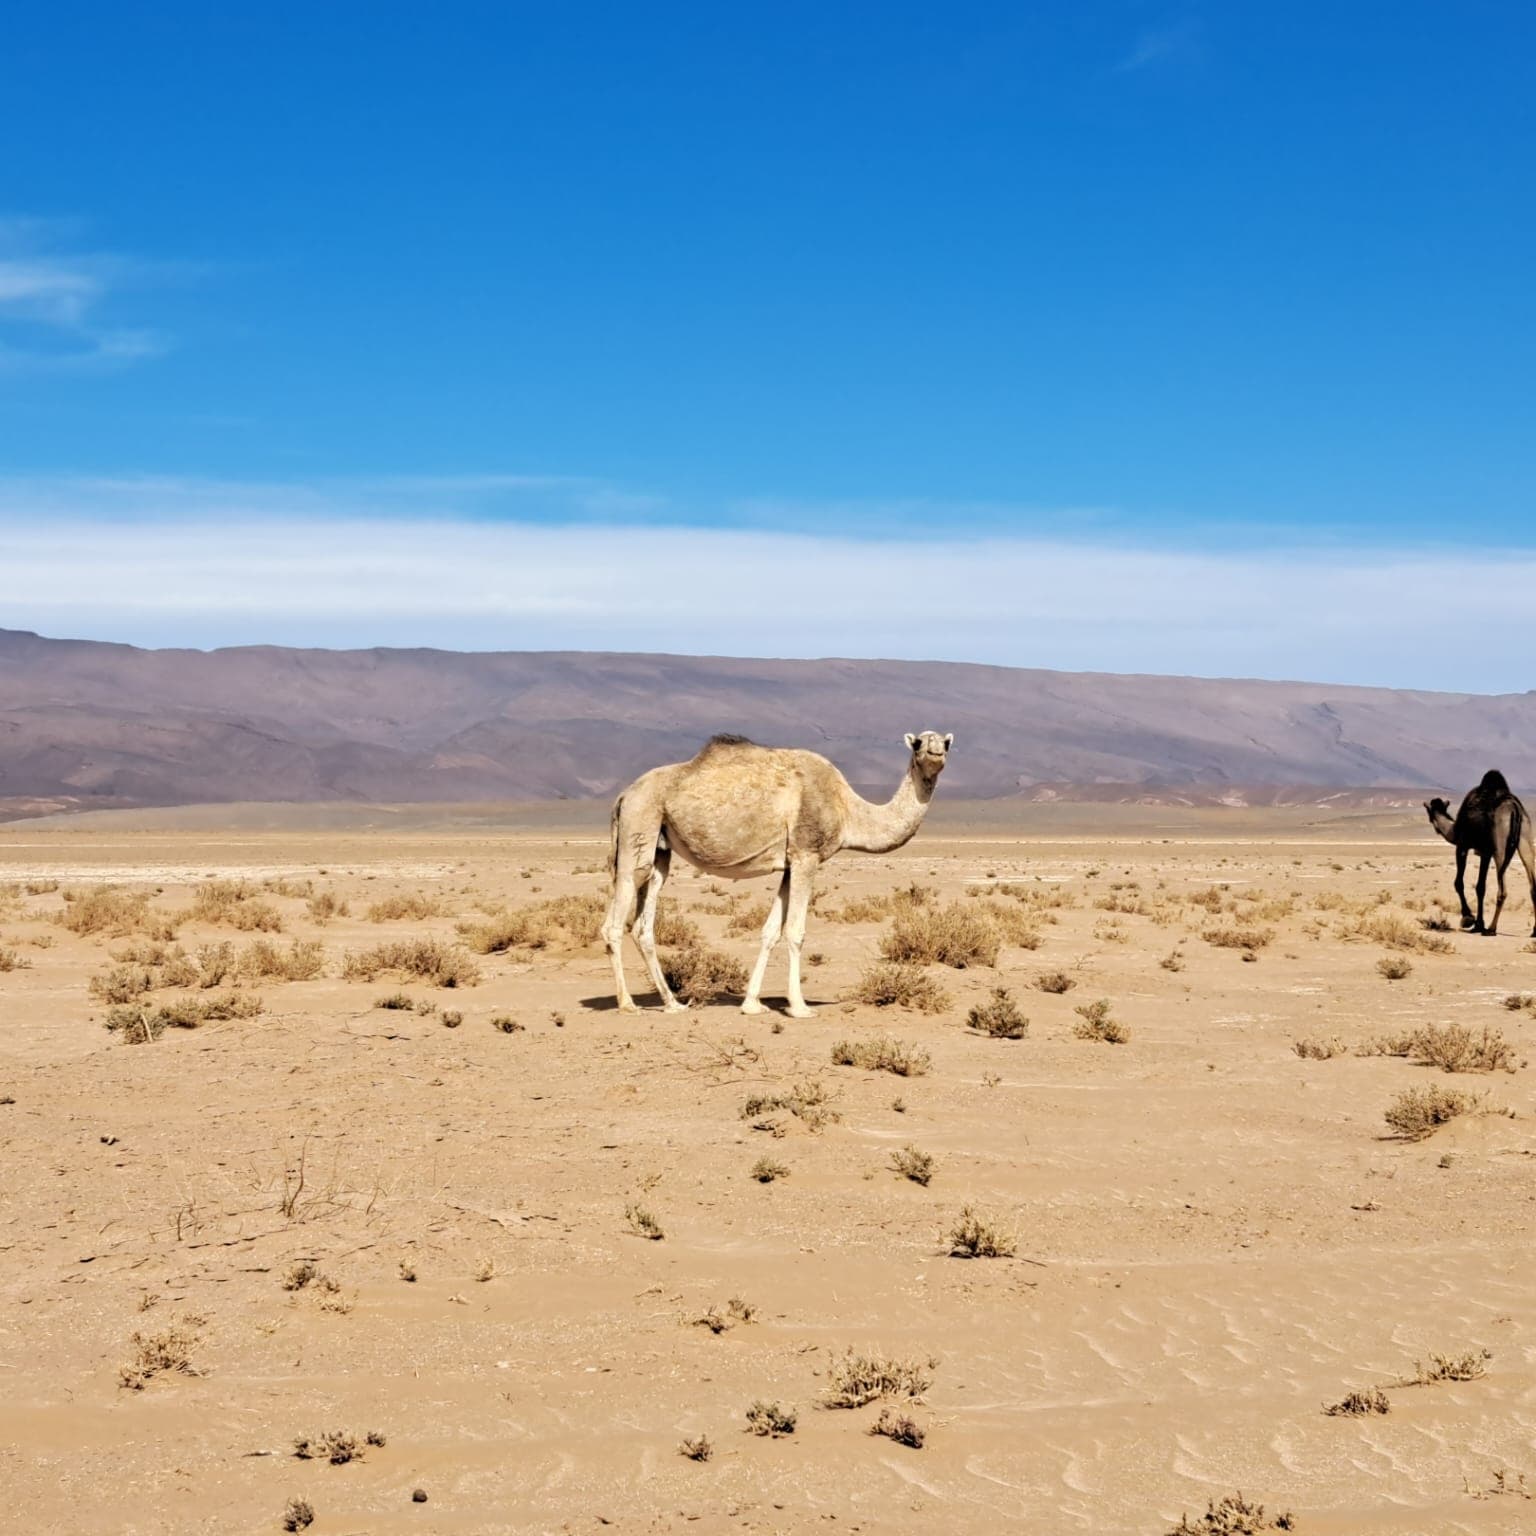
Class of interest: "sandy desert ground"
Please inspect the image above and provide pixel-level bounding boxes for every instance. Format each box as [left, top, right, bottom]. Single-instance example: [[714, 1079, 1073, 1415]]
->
[[2, 800, 1534, 1535]]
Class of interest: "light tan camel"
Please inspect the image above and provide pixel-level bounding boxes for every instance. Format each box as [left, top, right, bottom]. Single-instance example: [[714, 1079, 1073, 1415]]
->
[[602, 731, 953, 1017]]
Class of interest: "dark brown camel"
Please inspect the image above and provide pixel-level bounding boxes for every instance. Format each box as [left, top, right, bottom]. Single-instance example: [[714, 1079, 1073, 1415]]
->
[[1423, 769, 1536, 937]]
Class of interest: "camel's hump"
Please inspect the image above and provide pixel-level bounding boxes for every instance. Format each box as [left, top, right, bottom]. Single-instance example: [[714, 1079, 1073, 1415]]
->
[[1479, 768, 1512, 797], [698, 732, 757, 752]]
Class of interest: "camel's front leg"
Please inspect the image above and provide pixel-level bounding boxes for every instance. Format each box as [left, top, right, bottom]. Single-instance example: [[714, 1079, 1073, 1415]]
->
[[1473, 854, 1491, 934], [1454, 847, 1475, 928], [633, 849, 685, 1011], [1487, 850, 1510, 937], [741, 873, 789, 1015], [782, 858, 819, 1019], [1518, 831, 1536, 938]]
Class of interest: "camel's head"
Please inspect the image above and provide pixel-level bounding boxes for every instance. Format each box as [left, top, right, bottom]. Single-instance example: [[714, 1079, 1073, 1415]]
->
[[1424, 796, 1455, 838], [904, 730, 953, 781]]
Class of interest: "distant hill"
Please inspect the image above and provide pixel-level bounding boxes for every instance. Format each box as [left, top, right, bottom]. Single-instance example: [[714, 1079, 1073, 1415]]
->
[[2, 626, 1533, 819]]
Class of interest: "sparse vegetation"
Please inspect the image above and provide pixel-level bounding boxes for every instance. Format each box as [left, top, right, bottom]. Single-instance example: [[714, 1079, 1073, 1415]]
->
[[625, 1203, 664, 1240], [1408, 1023, 1517, 1074], [871, 1408, 925, 1448], [119, 1324, 199, 1389], [366, 892, 443, 921], [293, 1429, 385, 1464], [306, 891, 349, 923], [1383, 1084, 1483, 1139], [750, 1156, 788, 1182], [1292, 1036, 1346, 1060], [1035, 969, 1075, 993], [679, 1434, 713, 1461], [0, 945, 30, 972], [946, 1206, 1016, 1258], [1160, 949, 1186, 972], [850, 961, 949, 1012], [1203, 925, 1274, 951], [1165, 1493, 1296, 1533], [1398, 1348, 1491, 1385], [744, 1400, 797, 1436], [966, 986, 1028, 1038], [57, 886, 155, 937], [105, 990, 263, 1042], [742, 1079, 839, 1132], [342, 938, 480, 987], [830, 1035, 932, 1075], [281, 1498, 315, 1531], [1325, 1386, 1390, 1416], [1377, 955, 1413, 981], [822, 1349, 935, 1408], [461, 893, 605, 953], [880, 901, 1000, 968], [1073, 998, 1129, 1043], [190, 880, 283, 932], [661, 941, 750, 1004], [890, 1145, 934, 1185], [373, 991, 414, 1010]]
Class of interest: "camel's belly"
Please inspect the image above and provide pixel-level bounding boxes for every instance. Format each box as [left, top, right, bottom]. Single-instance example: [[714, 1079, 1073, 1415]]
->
[[665, 826, 786, 879]]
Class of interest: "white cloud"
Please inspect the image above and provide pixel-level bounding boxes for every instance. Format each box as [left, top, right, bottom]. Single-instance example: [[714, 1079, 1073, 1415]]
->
[[0, 218, 167, 371], [0, 475, 1532, 693]]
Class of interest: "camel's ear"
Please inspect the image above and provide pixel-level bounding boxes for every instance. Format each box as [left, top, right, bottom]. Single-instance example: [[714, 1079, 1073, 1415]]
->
[[942, 733, 954, 751], [904, 733, 918, 751]]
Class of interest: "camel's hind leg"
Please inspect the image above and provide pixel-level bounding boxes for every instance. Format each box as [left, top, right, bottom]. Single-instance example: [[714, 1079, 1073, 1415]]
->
[[1473, 853, 1491, 934], [1519, 824, 1536, 938], [1454, 846, 1475, 927], [602, 795, 662, 1013], [741, 873, 789, 1015], [633, 847, 684, 1012]]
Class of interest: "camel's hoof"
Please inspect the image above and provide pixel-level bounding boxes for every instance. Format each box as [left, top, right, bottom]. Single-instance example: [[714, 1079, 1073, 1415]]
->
[[1482, 929, 1498, 938], [618, 1001, 640, 1015], [661, 1001, 687, 1014], [786, 1006, 817, 1020], [739, 1000, 766, 1016]]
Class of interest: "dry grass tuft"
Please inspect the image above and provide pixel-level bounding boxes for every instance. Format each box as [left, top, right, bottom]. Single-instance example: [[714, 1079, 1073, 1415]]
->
[[1409, 1023, 1517, 1074], [679, 1435, 713, 1461], [366, 892, 443, 922], [890, 1144, 934, 1185], [57, 886, 157, 937], [0, 945, 30, 972], [1073, 998, 1129, 1043], [1292, 1036, 1346, 1060], [1165, 1493, 1296, 1533], [749, 1156, 788, 1183], [306, 890, 349, 923], [624, 1203, 664, 1240], [880, 901, 1000, 968], [1383, 1084, 1483, 1139], [822, 1349, 935, 1408], [237, 938, 325, 981], [281, 1497, 315, 1531], [190, 880, 283, 932], [870, 1407, 926, 1448], [292, 1429, 385, 1464], [1398, 1348, 1491, 1385], [661, 941, 749, 1004], [966, 986, 1028, 1038], [1325, 1386, 1390, 1416], [744, 1400, 797, 1436], [1347, 910, 1453, 953], [461, 894, 604, 953], [946, 1206, 1016, 1258], [1377, 955, 1413, 981], [119, 1324, 200, 1389], [830, 1035, 932, 1075], [742, 1079, 839, 1133], [825, 883, 932, 924], [1203, 925, 1274, 951], [105, 991, 263, 1042], [342, 938, 480, 988], [850, 961, 949, 1012], [1035, 969, 1076, 993]]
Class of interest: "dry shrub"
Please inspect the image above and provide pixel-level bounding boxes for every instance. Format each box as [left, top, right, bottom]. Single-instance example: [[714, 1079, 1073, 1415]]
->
[[851, 962, 949, 1012], [890, 1144, 934, 1185], [1293, 1037, 1346, 1060], [831, 1035, 931, 1075], [741, 1079, 839, 1132], [1409, 1023, 1517, 1074], [282, 1497, 315, 1531], [343, 938, 480, 988], [749, 1155, 788, 1182], [1502, 992, 1536, 1014], [23, 878, 60, 895], [1073, 998, 1129, 1043], [1377, 955, 1413, 981], [880, 901, 1000, 968], [726, 901, 773, 936], [976, 900, 1043, 948], [307, 891, 349, 923], [0, 945, 28, 972], [655, 910, 702, 946], [105, 991, 263, 1042], [462, 893, 605, 953], [119, 1324, 199, 1389], [238, 938, 326, 981], [1160, 949, 1186, 972], [90, 963, 156, 1003], [1347, 910, 1452, 953], [946, 1206, 1016, 1258], [190, 880, 283, 931], [826, 883, 932, 924], [679, 1435, 713, 1461], [1203, 925, 1274, 951], [1165, 1493, 1296, 1533], [822, 1349, 935, 1408], [57, 886, 154, 937], [1325, 1386, 1389, 1416], [624, 1203, 664, 1240], [293, 1429, 384, 1464], [1399, 1347, 1491, 1385], [1383, 1083, 1482, 1138], [744, 1400, 796, 1436], [1356, 1031, 1415, 1058], [1035, 969, 1075, 994], [871, 1408, 925, 1448], [966, 987, 1028, 1038], [661, 942, 749, 1004], [366, 892, 443, 922]]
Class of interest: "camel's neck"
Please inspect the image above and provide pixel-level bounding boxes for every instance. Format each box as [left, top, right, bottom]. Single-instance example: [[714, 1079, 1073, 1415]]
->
[[1428, 808, 1457, 843], [840, 761, 937, 854]]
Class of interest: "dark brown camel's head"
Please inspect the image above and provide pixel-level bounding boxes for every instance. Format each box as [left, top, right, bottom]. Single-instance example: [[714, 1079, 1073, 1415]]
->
[[1423, 796, 1455, 839]]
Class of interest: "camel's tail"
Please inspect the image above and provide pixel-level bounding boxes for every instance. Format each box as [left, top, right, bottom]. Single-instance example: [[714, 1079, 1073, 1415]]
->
[[608, 794, 623, 880]]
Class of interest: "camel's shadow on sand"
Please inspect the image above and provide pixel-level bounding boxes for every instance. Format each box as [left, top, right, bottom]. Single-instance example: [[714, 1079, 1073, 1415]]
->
[[578, 993, 817, 1015]]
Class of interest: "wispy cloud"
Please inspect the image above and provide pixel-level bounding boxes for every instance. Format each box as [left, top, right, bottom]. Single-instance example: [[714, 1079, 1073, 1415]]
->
[[0, 217, 167, 372], [1112, 17, 1201, 76], [0, 474, 1533, 693]]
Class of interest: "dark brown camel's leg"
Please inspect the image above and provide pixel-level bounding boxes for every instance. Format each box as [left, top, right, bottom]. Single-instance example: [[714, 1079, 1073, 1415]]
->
[[1488, 845, 1512, 936], [1454, 846, 1475, 927], [1518, 827, 1536, 939], [1473, 853, 1491, 934]]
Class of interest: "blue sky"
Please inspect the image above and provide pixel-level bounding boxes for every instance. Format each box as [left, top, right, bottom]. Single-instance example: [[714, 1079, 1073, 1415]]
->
[[2, 3, 1534, 684]]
